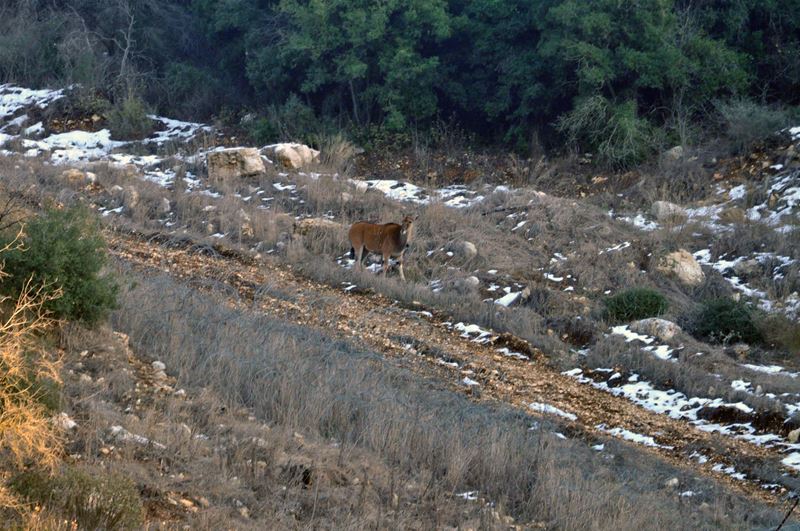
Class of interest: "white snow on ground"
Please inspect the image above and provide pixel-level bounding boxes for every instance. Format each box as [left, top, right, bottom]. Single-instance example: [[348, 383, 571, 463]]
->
[[596, 424, 673, 449], [145, 115, 211, 145], [611, 325, 654, 345], [741, 364, 800, 378], [355, 179, 488, 209], [494, 291, 521, 307], [693, 249, 798, 315], [600, 241, 631, 254], [0, 85, 66, 121], [711, 463, 747, 481], [613, 212, 659, 231], [529, 402, 577, 421], [566, 367, 800, 471], [462, 376, 480, 386], [42, 129, 126, 163], [610, 325, 675, 361], [452, 322, 494, 344], [496, 347, 528, 360]]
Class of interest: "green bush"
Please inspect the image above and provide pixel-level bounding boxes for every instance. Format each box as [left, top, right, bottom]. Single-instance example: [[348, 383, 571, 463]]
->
[[691, 297, 762, 345], [108, 96, 154, 140], [715, 98, 798, 153], [11, 465, 144, 530], [1, 206, 117, 325], [246, 116, 280, 145], [557, 96, 659, 169], [604, 287, 669, 322]]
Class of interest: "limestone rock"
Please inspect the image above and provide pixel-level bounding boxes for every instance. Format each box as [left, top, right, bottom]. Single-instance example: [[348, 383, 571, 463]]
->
[[629, 318, 682, 342], [447, 241, 477, 260], [657, 249, 705, 286], [264, 143, 319, 169], [207, 148, 266, 183]]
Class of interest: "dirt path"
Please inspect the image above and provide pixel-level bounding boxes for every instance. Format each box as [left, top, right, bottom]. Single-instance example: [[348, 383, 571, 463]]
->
[[108, 230, 794, 506]]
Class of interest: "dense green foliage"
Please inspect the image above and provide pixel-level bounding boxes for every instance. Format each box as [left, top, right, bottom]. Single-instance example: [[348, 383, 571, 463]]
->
[[1, 207, 117, 325], [691, 298, 762, 345], [1, 0, 798, 159], [604, 287, 668, 323]]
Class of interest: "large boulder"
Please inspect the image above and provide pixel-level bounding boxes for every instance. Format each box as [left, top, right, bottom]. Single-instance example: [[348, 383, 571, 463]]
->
[[629, 318, 682, 342], [657, 249, 705, 286], [446, 241, 478, 260], [207, 148, 266, 183], [651, 201, 686, 221], [265, 143, 320, 169]]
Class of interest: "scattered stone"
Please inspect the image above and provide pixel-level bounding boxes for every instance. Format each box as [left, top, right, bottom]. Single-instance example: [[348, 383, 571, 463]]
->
[[85, 171, 97, 184], [207, 147, 266, 183], [657, 249, 705, 286], [341, 191, 352, 202], [52, 412, 77, 430], [464, 276, 480, 288], [353, 181, 369, 193], [158, 197, 171, 214], [152, 361, 166, 371], [629, 318, 682, 342], [663, 145, 684, 161], [732, 259, 760, 278], [108, 425, 166, 449], [789, 428, 800, 444], [665, 477, 680, 488], [60, 168, 85, 184], [79, 373, 92, 384], [651, 201, 686, 221]]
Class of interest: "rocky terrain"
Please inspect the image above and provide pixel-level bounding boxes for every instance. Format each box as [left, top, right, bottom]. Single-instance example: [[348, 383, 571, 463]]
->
[[2, 83, 800, 527]]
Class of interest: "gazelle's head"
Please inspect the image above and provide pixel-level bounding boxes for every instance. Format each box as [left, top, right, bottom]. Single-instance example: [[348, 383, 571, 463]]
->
[[400, 214, 416, 243]]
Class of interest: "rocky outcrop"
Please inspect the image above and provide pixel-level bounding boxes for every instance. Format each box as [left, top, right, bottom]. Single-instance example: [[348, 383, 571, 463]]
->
[[207, 148, 266, 183], [657, 249, 705, 286], [629, 318, 682, 342], [264, 143, 319, 169]]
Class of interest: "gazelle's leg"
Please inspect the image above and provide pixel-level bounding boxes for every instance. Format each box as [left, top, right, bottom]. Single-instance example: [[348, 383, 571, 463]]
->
[[382, 253, 390, 276], [398, 251, 405, 280], [356, 246, 364, 271]]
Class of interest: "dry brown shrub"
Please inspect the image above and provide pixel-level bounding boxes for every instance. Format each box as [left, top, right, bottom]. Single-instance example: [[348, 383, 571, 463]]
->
[[0, 234, 64, 516]]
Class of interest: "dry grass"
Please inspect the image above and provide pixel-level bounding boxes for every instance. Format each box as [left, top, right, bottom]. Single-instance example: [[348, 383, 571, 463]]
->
[[106, 270, 782, 529]]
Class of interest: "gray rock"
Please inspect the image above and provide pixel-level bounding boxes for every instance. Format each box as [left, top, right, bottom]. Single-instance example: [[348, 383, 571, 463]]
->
[[629, 318, 682, 342], [447, 241, 477, 260], [651, 201, 686, 221]]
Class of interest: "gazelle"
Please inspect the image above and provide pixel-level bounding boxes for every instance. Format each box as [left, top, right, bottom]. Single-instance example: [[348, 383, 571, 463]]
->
[[348, 215, 415, 280]]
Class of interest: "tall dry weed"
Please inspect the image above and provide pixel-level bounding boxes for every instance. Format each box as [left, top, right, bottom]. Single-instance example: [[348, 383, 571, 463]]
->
[[0, 234, 63, 515]]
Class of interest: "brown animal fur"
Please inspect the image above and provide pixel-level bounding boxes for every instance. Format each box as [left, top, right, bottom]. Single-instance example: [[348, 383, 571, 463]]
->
[[349, 215, 415, 280]]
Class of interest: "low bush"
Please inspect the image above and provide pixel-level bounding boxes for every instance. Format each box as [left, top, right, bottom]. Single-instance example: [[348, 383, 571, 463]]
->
[[759, 315, 800, 355], [604, 287, 668, 322], [715, 98, 798, 153], [557, 96, 659, 169], [107, 95, 154, 140], [1, 206, 118, 324], [691, 297, 762, 345], [11, 465, 144, 530]]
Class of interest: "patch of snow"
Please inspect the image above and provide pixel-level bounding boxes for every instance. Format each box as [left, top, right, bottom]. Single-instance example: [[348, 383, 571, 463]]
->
[[494, 291, 520, 307], [462, 376, 480, 387], [596, 424, 673, 449], [529, 402, 577, 421], [497, 347, 528, 360]]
